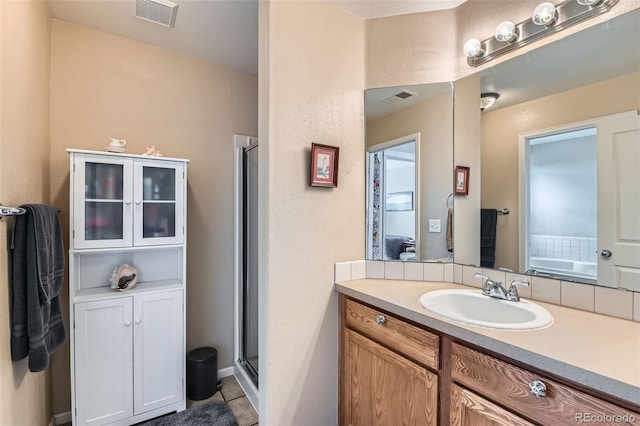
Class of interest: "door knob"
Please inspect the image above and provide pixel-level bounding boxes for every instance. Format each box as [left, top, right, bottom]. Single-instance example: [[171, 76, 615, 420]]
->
[[600, 249, 612, 258]]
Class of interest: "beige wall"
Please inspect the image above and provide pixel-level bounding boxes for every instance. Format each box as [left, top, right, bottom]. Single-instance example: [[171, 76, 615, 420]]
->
[[481, 71, 640, 271], [49, 20, 257, 414], [367, 91, 454, 261], [259, 0, 365, 423], [0, 1, 53, 425]]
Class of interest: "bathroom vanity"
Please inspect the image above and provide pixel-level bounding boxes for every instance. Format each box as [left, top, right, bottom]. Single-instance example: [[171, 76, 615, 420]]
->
[[337, 279, 640, 426]]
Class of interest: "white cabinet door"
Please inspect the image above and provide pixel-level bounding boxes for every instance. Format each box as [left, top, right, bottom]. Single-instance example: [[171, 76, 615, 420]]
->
[[134, 290, 184, 414], [133, 159, 185, 246], [74, 299, 134, 425], [72, 154, 134, 249]]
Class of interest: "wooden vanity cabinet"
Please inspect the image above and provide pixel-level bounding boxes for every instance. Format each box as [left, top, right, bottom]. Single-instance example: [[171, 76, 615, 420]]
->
[[340, 297, 439, 426], [339, 295, 640, 426], [450, 343, 640, 426]]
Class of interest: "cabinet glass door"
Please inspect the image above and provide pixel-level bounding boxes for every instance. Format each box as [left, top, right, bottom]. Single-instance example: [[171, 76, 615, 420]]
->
[[73, 155, 133, 249], [134, 161, 184, 246]]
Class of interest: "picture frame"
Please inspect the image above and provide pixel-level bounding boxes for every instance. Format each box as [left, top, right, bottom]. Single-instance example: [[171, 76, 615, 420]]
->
[[310, 143, 339, 187], [454, 165, 470, 195], [386, 191, 414, 211]]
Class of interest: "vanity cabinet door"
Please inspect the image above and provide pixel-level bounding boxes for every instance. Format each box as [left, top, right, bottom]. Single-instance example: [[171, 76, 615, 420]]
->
[[342, 328, 437, 426], [451, 384, 534, 426]]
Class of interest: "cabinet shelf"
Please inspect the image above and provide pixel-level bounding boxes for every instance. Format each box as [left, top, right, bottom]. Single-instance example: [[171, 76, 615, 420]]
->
[[73, 280, 183, 303]]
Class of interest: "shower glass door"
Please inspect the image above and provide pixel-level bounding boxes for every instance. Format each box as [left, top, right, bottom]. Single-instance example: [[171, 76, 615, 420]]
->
[[241, 142, 259, 384]]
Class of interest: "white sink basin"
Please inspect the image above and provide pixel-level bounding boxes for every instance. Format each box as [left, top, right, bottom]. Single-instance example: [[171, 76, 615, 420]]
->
[[419, 289, 553, 330]]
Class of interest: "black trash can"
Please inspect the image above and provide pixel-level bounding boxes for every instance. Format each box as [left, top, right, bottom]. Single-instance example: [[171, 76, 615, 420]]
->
[[186, 347, 222, 400]]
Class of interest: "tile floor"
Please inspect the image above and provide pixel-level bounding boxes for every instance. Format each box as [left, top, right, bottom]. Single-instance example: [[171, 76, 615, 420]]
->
[[188, 375, 259, 426], [61, 375, 258, 426]]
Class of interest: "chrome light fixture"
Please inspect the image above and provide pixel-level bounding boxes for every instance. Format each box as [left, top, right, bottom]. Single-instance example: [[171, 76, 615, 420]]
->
[[463, 0, 619, 67]]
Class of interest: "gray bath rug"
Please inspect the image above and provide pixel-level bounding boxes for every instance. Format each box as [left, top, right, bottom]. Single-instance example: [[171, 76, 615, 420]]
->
[[140, 401, 238, 426]]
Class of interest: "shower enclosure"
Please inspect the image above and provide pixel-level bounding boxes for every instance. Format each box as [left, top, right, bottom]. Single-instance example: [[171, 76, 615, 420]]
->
[[234, 135, 259, 410]]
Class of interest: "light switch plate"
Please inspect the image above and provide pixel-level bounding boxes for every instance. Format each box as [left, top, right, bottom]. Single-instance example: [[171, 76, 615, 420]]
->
[[429, 219, 441, 233]]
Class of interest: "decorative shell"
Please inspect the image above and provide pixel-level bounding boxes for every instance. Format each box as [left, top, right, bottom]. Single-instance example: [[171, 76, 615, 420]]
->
[[110, 264, 139, 291]]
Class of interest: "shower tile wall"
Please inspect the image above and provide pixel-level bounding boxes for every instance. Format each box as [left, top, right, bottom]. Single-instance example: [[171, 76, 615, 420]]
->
[[529, 235, 597, 263]]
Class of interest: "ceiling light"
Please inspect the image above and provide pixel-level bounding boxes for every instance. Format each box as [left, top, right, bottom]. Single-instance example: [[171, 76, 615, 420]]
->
[[495, 21, 517, 42], [576, 0, 603, 5], [463, 39, 483, 58], [532, 2, 558, 26], [480, 93, 499, 111]]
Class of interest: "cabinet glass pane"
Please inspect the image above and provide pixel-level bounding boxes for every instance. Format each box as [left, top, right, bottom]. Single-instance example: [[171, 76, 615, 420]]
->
[[85, 163, 124, 200], [85, 202, 124, 240], [142, 167, 175, 201], [143, 204, 176, 238]]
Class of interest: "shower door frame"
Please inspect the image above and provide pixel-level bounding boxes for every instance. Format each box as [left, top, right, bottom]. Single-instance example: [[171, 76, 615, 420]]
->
[[233, 134, 259, 412]]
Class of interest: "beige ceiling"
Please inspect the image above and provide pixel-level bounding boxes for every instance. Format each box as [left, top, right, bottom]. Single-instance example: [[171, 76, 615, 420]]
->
[[45, 0, 467, 75]]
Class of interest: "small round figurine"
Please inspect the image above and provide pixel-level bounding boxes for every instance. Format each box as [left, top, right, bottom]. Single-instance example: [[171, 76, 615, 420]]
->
[[110, 264, 139, 291]]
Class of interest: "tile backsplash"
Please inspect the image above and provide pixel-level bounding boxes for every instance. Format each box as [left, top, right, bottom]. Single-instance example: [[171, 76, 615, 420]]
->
[[334, 260, 639, 323]]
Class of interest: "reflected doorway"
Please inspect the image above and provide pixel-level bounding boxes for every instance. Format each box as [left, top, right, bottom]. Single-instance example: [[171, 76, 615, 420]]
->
[[366, 136, 418, 261]]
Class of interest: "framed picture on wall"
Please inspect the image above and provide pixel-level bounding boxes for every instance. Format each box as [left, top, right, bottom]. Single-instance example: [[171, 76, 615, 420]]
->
[[454, 165, 470, 195], [386, 191, 414, 211], [310, 143, 339, 187]]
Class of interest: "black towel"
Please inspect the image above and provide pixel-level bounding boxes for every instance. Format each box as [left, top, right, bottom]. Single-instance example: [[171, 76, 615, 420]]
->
[[11, 204, 66, 372], [480, 209, 498, 268]]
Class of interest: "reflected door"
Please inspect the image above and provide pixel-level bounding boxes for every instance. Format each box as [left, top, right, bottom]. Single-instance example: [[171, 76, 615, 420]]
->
[[597, 114, 640, 290]]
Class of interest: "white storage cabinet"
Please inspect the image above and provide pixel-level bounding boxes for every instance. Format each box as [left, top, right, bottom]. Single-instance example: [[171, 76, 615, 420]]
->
[[67, 149, 189, 426]]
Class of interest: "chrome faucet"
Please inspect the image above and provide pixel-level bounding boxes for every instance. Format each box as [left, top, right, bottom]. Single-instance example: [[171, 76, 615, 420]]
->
[[475, 273, 529, 302]]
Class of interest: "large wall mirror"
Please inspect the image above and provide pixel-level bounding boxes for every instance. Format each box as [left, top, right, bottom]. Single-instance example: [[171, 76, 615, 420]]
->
[[365, 83, 454, 263], [457, 8, 639, 289], [365, 8, 639, 291]]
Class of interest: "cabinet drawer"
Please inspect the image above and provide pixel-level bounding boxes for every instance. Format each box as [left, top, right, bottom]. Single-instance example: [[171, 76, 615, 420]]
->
[[451, 343, 639, 426], [345, 298, 439, 370]]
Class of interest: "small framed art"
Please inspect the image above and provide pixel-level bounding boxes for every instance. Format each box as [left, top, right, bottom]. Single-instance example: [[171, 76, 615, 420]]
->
[[310, 143, 339, 187], [454, 165, 470, 195]]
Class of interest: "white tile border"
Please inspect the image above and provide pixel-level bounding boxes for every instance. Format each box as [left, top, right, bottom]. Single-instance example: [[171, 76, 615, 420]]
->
[[335, 260, 640, 322]]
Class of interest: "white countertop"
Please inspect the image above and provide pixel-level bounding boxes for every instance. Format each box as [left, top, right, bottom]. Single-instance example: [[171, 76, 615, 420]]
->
[[336, 279, 640, 406]]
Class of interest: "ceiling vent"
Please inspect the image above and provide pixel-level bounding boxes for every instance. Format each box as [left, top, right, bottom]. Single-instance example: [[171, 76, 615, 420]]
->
[[136, 0, 178, 28], [381, 90, 417, 105]]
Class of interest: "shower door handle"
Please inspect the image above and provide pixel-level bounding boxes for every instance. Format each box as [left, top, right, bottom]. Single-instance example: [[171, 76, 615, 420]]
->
[[600, 249, 612, 258]]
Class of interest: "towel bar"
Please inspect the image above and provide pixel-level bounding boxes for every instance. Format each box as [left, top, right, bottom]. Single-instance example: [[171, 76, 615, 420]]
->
[[0, 204, 26, 218]]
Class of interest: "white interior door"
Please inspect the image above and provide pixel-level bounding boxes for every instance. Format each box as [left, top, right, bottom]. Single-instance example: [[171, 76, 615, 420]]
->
[[597, 113, 640, 290]]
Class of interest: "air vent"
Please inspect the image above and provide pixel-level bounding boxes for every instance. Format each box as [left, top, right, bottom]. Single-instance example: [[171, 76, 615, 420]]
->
[[381, 90, 418, 105], [136, 0, 178, 28]]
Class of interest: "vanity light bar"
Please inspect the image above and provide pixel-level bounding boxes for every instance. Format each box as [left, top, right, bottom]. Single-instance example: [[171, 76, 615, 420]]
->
[[465, 0, 619, 67]]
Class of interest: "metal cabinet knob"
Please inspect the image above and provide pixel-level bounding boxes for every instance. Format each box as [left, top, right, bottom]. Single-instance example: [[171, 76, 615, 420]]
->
[[375, 315, 386, 324], [124, 200, 132, 205], [528, 380, 547, 397], [134, 318, 142, 325], [600, 249, 612, 258], [124, 320, 132, 327]]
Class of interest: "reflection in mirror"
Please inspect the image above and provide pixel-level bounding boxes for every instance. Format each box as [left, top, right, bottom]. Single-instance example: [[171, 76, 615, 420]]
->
[[457, 8, 640, 289], [365, 83, 454, 262]]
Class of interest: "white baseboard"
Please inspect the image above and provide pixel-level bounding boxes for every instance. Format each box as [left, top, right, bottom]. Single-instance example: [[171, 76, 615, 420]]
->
[[218, 366, 234, 378], [53, 411, 72, 425]]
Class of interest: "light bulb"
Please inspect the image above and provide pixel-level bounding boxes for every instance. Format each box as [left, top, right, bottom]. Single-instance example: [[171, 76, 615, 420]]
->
[[576, 0, 602, 5], [495, 21, 517, 42], [463, 38, 483, 58], [532, 2, 557, 26], [480, 93, 499, 111]]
